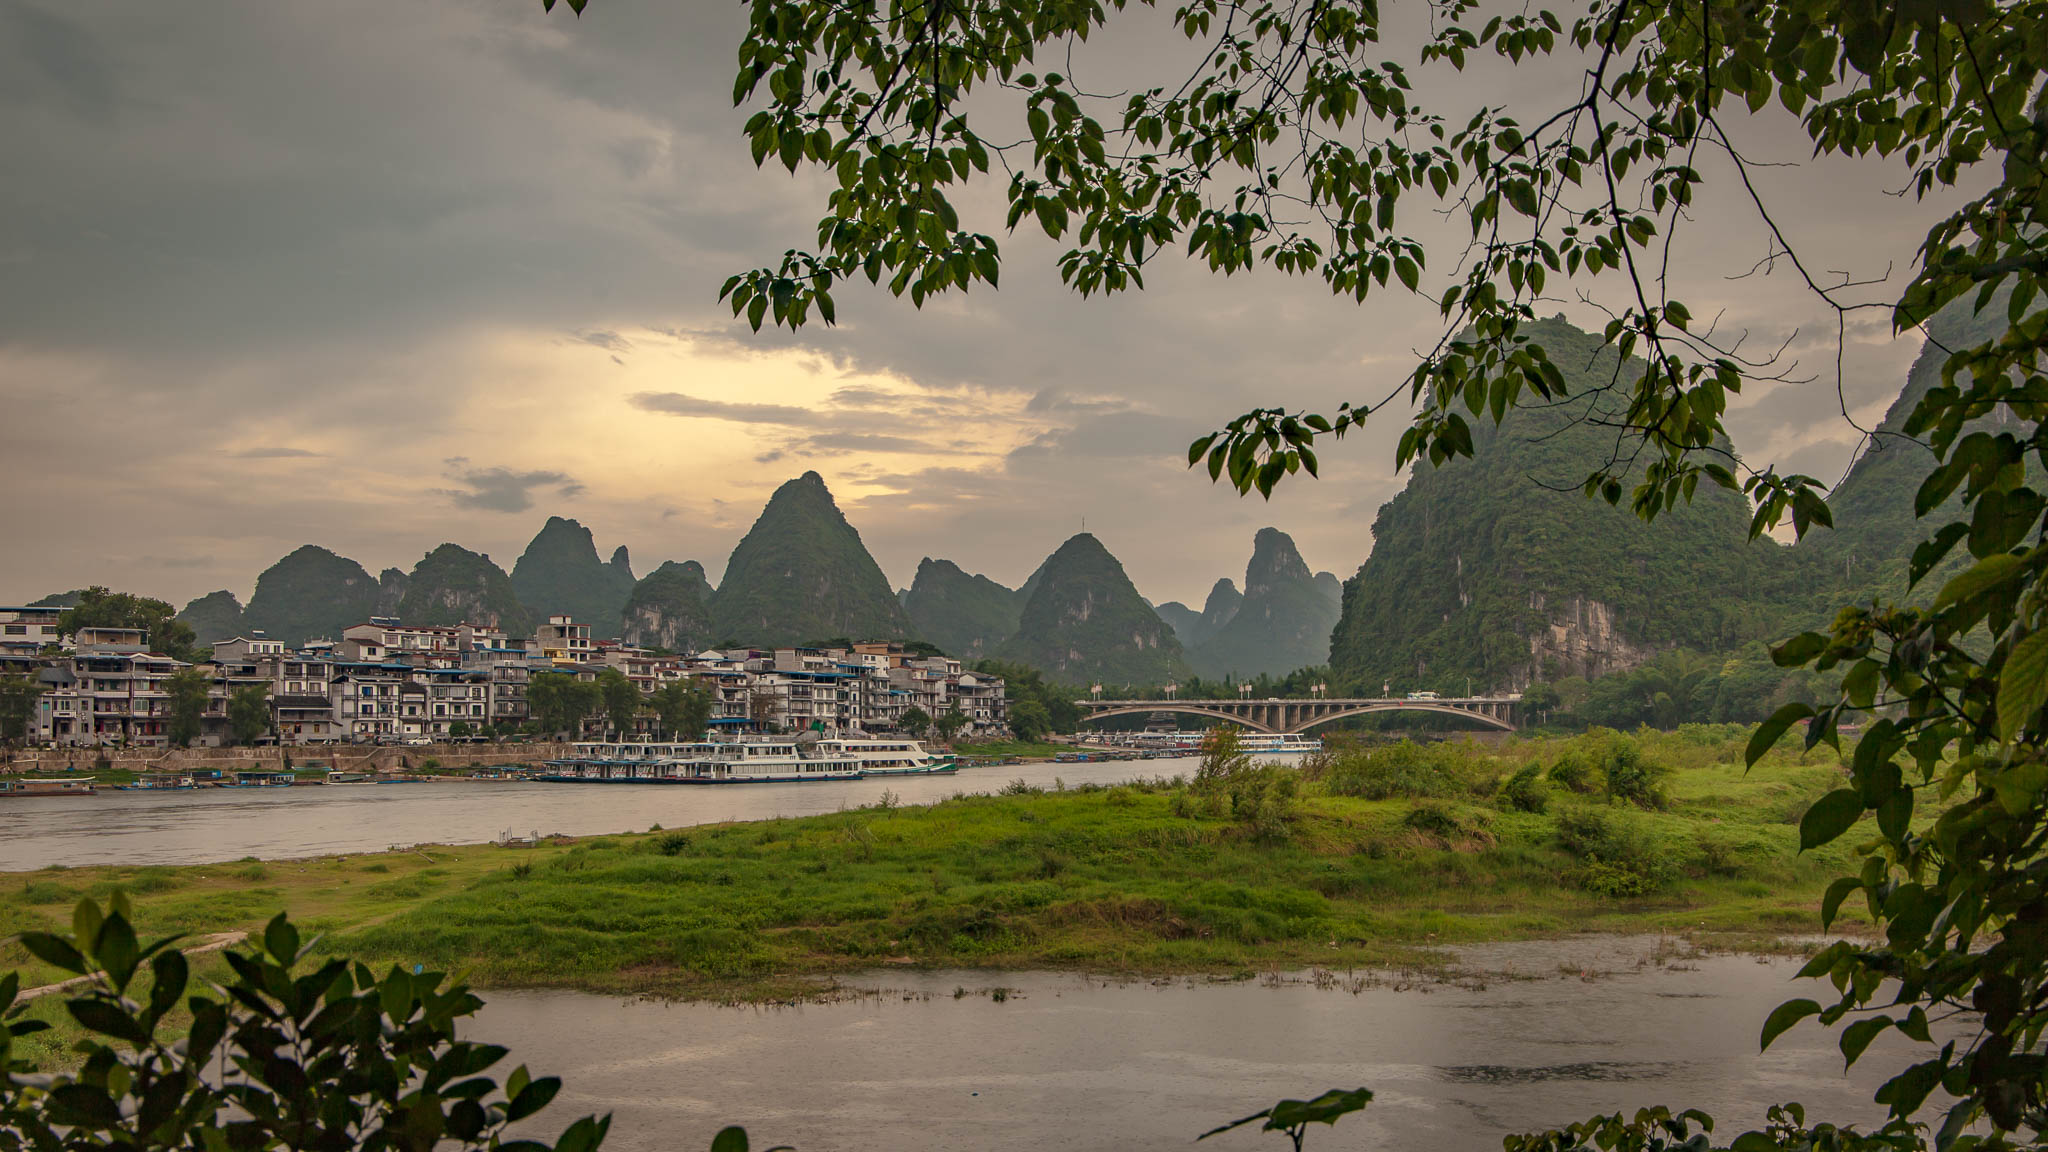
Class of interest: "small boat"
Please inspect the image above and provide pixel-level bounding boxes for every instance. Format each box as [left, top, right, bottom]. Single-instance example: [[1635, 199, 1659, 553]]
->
[[325, 770, 373, 784], [0, 777, 97, 797], [216, 771, 294, 789], [536, 739, 863, 784], [113, 774, 197, 792]]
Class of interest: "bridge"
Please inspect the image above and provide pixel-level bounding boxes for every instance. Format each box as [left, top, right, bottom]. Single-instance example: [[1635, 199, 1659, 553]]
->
[[1073, 695, 1520, 734]]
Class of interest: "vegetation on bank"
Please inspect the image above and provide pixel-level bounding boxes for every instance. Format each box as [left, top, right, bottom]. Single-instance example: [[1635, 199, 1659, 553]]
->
[[0, 728, 1865, 1028]]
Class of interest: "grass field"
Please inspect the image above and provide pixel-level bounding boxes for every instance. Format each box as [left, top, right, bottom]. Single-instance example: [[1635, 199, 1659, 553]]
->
[[0, 725, 1874, 1039]]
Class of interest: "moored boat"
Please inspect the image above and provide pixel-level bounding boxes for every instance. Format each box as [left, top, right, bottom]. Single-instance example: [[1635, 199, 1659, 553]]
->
[[216, 771, 294, 789], [326, 770, 373, 784], [812, 737, 957, 776], [113, 774, 197, 792], [537, 738, 863, 784], [0, 777, 97, 797]]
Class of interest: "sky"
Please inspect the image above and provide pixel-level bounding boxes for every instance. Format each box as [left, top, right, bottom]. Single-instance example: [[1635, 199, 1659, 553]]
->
[[0, 1, 1983, 612]]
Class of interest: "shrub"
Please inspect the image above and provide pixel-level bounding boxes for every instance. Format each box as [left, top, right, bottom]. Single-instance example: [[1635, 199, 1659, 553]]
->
[[655, 832, 693, 856], [1321, 740, 1478, 799], [1555, 806, 1675, 895], [1600, 735, 1669, 809], [1402, 800, 1464, 838], [1546, 750, 1596, 793], [1498, 761, 1549, 813], [1000, 777, 1038, 796]]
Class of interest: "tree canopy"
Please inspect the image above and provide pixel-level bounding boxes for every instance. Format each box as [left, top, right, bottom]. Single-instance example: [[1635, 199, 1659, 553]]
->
[[59, 587, 199, 662]]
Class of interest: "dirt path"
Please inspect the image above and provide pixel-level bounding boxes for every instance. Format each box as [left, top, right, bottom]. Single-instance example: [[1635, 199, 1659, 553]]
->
[[21, 931, 247, 1001]]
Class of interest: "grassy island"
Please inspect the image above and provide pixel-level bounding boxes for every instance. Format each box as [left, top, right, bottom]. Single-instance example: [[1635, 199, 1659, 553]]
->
[[0, 725, 1870, 1061]]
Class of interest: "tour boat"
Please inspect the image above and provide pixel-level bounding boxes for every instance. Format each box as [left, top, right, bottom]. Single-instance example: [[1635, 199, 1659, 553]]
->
[[0, 777, 97, 797], [811, 738, 956, 775], [326, 770, 374, 784], [539, 739, 862, 784]]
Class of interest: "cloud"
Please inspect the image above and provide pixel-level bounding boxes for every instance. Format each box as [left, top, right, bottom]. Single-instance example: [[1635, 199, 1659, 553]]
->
[[434, 465, 585, 514], [227, 447, 323, 459], [630, 391, 813, 425]]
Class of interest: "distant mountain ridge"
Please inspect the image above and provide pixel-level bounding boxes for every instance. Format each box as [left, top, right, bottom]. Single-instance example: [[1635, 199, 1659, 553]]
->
[[397, 544, 532, 635], [621, 560, 713, 652]]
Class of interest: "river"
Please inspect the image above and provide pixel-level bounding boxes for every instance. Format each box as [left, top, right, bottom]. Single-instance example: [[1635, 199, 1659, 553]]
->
[[467, 937, 1923, 1152], [0, 757, 1198, 870]]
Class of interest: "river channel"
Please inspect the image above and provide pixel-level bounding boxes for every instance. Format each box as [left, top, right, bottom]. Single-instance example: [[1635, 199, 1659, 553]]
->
[[469, 937, 1923, 1152], [0, 757, 1197, 870]]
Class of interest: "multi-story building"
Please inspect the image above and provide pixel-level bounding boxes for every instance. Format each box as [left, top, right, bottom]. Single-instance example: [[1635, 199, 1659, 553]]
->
[[0, 606, 63, 674], [66, 639, 182, 746], [536, 615, 595, 665]]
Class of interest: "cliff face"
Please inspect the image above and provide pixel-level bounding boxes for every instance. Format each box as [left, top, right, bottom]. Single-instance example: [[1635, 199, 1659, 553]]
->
[[396, 545, 532, 634], [510, 517, 637, 640], [995, 533, 1186, 685], [707, 472, 914, 646], [620, 560, 713, 652], [241, 546, 385, 645], [1191, 528, 1342, 680], [902, 558, 1021, 658]]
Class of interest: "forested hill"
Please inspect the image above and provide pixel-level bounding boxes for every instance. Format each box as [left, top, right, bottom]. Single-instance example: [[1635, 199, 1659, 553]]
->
[[1328, 317, 1807, 694], [707, 472, 914, 647], [509, 517, 636, 641], [995, 533, 1186, 685]]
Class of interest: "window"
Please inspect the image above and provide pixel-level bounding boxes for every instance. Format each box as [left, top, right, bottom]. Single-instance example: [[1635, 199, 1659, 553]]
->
[[3, 625, 23, 636]]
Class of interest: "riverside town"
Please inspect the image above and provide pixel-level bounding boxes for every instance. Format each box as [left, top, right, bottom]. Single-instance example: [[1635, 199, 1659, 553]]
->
[[5, 2, 2047, 1151], [0, 608, 1006, 748]]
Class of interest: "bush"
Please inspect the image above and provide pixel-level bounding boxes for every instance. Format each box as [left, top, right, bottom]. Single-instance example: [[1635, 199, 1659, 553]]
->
[[1555, 806, 1674, 895], [1546, 750, 1596, 793], [1498, 761, 1550, 813], [1321, 740, 1480, 799], [1599, 734, 1668, 809], [0, 897, 604, 1152], [1402, 800, 1464, 838], [655, 832, 693, 856]]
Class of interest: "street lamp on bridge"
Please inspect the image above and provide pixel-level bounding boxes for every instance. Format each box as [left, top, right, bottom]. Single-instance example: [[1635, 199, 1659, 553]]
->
[[1164, 682, 1178, 700], [1089, 683, 1103, 701]]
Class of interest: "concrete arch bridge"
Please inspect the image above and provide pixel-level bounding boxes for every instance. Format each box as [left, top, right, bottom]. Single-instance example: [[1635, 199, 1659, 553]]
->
[[1074, 696, 1520, 734]]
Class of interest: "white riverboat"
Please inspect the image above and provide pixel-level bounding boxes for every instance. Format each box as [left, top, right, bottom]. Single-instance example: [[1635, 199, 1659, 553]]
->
[[1077, 730, 1322, 754], [539, 739, 863, 784], [812, 738, 956, 776]]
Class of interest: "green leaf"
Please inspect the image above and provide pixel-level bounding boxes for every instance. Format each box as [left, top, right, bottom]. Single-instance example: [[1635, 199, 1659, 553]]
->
[[711, 1127, 750, 1152], [16, 932, 87, 975], [1746, 702, 1813, 766], [1770, 632, 1827, 668], [1934, 551, 2022, 609], [1799, 788, 1865, 852], [1996, 630, 2048, 741], [67, 997, 150, 1046], [1841, 1015, 1892, 1067], [1820, 877, 1862, 929], [1760, 998, 1822, 1050]]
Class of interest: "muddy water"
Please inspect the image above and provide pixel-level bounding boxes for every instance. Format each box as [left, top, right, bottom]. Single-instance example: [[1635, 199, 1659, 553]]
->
[[468, 937, 1932, 1152]]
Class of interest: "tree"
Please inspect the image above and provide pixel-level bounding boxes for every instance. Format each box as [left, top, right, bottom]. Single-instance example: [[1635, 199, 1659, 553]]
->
[[555, 0, 2048, 1139], [0, 896, 606, 1152], [597, 668, 641, 739], [1008, 698, 1053, 744], [897, 706, 931, 738], [932, 706, 969, 744], [165, 667, 209, 748], [747, 688, 782, 733], [650, 678, 716, 740], [449, 719, 475, 740], [528, 672, 600, 738], [226, 684, 271, 747], [58, 586, 199, 662], [0, 676, 43, 746]]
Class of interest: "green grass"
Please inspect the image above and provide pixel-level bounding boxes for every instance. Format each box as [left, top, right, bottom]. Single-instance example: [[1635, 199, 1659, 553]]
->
[[0, 729, 1878, 1006]]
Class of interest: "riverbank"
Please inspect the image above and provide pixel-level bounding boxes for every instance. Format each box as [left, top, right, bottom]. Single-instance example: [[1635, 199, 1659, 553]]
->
[[0, 729, 1866, 1021]]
